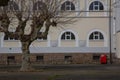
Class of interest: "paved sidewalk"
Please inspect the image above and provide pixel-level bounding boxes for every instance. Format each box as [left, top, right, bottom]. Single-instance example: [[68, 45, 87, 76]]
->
[[0, 64, 120, 80], [0, 64, 120, 71]]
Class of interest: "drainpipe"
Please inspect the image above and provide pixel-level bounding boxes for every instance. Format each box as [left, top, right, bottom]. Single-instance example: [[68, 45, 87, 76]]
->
[[109, 0, 112, 64]]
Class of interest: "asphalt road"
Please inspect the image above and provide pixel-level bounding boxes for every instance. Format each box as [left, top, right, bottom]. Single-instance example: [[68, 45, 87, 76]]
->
[[0, 64, 120, 80]]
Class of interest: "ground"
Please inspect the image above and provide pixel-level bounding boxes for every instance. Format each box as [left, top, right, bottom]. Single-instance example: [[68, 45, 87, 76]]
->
[[0, 64, 120, 80]]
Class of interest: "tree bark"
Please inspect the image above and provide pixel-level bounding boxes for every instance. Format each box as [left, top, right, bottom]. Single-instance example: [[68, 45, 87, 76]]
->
[[20, 42, 33, 71]]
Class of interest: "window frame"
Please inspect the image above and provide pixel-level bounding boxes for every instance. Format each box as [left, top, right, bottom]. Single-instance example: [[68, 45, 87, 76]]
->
[[89, 31, 104, 40], [89, 1, 104, 11], [33, 1, 47, 11], [4, 34, 19, 41], [61, 31, 75, 40], [61, 1, 75, 11], [36, 55, 44, 62]]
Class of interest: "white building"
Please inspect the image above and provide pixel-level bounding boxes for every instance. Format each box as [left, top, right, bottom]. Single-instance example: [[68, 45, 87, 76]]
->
[[114, 0, 120, 58], [0, 0, 117, 64]]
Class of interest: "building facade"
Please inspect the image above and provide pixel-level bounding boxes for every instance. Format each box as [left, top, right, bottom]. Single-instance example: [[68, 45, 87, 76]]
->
[[0, 0, 117, 64], [114, 0, 120, 59]]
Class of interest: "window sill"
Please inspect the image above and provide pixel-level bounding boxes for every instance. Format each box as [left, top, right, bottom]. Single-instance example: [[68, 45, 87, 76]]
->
[[4, 40, 20, 42], [89, 40, 104, 42]]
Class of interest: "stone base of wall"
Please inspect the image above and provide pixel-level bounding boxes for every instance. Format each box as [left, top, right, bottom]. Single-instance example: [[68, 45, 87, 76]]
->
[[0, 53, 116, 65]]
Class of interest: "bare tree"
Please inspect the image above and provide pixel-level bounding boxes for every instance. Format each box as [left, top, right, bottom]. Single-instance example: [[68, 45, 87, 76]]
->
[[0, 0, 77, 71]]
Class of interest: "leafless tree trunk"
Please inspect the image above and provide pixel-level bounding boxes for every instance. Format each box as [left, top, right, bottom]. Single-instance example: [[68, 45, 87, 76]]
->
[[0, 0, 77, 71], [20, 42, 32, 71]]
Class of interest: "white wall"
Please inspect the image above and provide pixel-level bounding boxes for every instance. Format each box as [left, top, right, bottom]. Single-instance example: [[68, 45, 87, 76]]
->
[[116, 32, 120, 58]]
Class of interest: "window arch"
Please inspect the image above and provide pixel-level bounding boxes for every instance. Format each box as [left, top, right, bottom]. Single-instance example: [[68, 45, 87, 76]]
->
[[58, 30, 79, 47], [4, 1, 19, 11], [61, 1, 75, 11], [89, 1, 104, 11], [4, 34, 19, 40], [89, 31, 104, 40], [87, 29, 108, 47], [33, 1, 47, 11], [61, 31, 75, 40]]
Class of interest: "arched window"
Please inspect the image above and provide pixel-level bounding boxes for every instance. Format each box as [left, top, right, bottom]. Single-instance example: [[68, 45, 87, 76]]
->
[[61, 31, 75, 40], [61, 1, 75, 11], [33, 1, 47, 11], [4, 1, 19, 11], [4, 34, 19, 40], [89, 1, 104, 11], [89, 31, 104, 40]]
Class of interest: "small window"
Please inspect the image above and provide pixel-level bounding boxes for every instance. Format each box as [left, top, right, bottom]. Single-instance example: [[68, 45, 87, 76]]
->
[[93, 55, 100, 60], [61, 1, 75, 11], [33, 1, 47, 11], [89, 31, 104, 40], [7, 56, 15, 64], [64, 56, 72, 60], [64, 55, 72, 63], [7, 56, 15, 61], [36, 56, 43, 61], [89, 1, 104, 11], [4, 34, 19, 40], [61, 31, 75, 40]]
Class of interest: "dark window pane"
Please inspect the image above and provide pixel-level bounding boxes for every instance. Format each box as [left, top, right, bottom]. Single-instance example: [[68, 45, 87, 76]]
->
[[94, 32, 98, 34], [95, 36, 98, 39], [66, 32, 70, 35], [10, 37, 14, 40], [33, 1, 47, 11], [66, 1, 70, 5], [89, 4, 93, 10], [100, 33, 104, 39], [61, 1, 75, 11], [66, 6, 70, 10], [61, 36, 65, 40], [93, 55, 100, 60], [4, 35, 8, 40], [37, 37, 47, 40], [14, 37, 18, 40], [66, 36, 70, 39], [89, 33, 93, 39], [61, 33, 65, 40], [36, 56, 43, 61], [95, 6, 98, 10], [94, 1, 98, 5], [89, 1, 104, 11], [7, 56, 15, 64], [61, 4, 65, 10], [71, 4, 75, 10], [7, 56, 15, 60], [7, 56, 15, 63], [4, 34, 19, 40], [38, 37, 42, 39], [61, 32, 75, 40], [100, 5, 104, 10], [90, 31, 104, 40], [71, 33, 75, 40], [14, 35, 19, 40], [65, 56, 72, 60]]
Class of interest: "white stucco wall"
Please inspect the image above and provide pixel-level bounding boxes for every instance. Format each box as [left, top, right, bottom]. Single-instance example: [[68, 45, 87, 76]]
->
[[116, 32, 120, 58], [0, 0, 114, 53]]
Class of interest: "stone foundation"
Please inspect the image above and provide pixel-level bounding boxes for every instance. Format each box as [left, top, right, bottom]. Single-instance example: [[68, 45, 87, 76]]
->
[[0, 53, 116, 65]]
